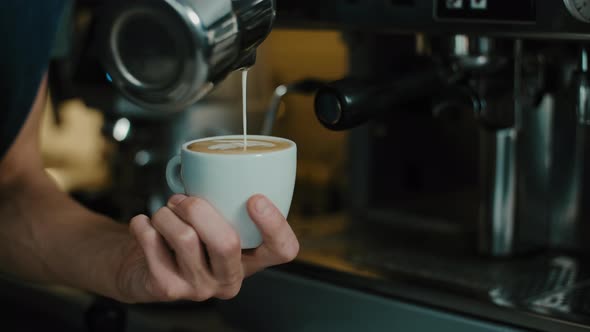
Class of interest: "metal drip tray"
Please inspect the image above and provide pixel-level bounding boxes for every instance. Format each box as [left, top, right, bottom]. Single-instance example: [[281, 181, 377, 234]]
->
[[355, 251, 590, 324], [289, 214, 590, 331], [491, 257, 590, 321]]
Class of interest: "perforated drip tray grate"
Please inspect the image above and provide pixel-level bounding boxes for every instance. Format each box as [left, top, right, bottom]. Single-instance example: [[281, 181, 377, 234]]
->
[[491, 256, 590, 321], [351, 250, 590, 324]]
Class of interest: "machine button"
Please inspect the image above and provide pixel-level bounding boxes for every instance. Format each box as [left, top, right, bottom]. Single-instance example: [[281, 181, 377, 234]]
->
[[446, 0, 463, 9], [470, 0, 487, 10]]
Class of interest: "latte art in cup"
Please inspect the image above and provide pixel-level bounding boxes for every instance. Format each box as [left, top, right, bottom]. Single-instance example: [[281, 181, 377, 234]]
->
[[167, 135, 297, 248], [188, 138, 292, 154]]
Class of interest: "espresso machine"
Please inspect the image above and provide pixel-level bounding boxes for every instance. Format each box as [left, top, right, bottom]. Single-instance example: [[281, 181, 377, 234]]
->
[[8, 1, 590, 332], [220, 1, 590, 332]]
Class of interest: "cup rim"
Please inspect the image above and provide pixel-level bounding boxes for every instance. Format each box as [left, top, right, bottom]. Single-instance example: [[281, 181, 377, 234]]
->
[[181, 135, 296, 157]]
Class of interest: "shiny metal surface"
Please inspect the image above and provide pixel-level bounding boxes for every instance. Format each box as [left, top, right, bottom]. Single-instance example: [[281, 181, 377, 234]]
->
[[577, 48, 590, 125], [478, 128, 517, 256], [98, 0, 275, 111], [513, 47, 590, 253], [261, 79, 324, 135], [478, 44, 590, 255], [450, 35, 493, 58]]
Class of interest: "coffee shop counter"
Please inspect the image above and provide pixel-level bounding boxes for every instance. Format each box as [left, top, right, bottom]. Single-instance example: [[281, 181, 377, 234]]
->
[[1, 213, 585, 332], [0, 265, 521, 332]]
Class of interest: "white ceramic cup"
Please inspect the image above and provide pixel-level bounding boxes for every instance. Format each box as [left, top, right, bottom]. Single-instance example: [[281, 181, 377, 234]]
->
[[166, 135, 297, 249]]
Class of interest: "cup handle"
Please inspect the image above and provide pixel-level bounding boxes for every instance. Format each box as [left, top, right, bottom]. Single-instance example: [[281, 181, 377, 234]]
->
[[166, 155, 185, 194]]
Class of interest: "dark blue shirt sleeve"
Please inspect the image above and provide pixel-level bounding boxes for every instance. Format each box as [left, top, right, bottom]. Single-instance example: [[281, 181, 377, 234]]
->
[[0, 1, 67, 160]]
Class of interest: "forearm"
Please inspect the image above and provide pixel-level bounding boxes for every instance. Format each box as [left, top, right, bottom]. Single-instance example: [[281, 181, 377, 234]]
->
[[0, 74, 137, 302], [0, 170, 132, 300], [0, 75, 299, 305]]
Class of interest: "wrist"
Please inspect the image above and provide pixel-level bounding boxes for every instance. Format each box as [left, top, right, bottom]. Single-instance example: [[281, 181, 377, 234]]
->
[[83, 220, 135, 302], [42, 214, 133, 301]]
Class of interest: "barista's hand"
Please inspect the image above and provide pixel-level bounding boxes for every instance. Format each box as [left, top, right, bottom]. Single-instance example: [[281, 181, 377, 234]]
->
[[116, 194, 299, 303]]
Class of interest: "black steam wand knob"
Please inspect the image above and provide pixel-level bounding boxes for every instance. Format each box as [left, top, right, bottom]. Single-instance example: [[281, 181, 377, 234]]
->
[[314, 67, 455, 131]]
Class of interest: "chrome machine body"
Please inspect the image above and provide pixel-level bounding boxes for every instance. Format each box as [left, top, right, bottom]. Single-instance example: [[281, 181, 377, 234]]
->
[[97, 0, 275, 111], [270, 1, 590, 331]]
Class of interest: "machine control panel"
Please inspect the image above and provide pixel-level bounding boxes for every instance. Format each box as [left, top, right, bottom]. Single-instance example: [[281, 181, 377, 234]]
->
[[276, 0, 590, 40], [436, 0, 536, 23]]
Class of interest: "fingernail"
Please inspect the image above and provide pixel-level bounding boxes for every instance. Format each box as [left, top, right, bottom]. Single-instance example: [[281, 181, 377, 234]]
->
[[255, 196, 271, 216], [168, 194, 187, 208]]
